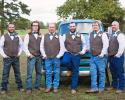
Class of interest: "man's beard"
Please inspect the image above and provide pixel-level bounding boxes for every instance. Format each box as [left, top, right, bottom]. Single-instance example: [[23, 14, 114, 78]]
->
[[8, 30, 14, 33], [70, 29, 76, 33]]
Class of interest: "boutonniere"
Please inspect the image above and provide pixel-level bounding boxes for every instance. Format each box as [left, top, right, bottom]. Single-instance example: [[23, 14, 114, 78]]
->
[[55, 35, 58, 38], [72, 35, 75, 39], [113, 33, 117, 37], [98, 33, 102, 37], [15, 35, 18, 37], [76, 34, 80, 37]]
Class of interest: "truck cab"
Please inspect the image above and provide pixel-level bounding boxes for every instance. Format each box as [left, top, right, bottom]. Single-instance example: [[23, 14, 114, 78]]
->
[[58, 19, 104, 76]]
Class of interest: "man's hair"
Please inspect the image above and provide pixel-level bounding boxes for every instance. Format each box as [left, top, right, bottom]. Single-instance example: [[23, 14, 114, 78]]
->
[[29, 21, 41, 35], [48, 23, 56, 28], [92, 21, 100, 26], [112, 21, 119, 26], [7, 23, 15, 28], [69, 22, 76, 26]]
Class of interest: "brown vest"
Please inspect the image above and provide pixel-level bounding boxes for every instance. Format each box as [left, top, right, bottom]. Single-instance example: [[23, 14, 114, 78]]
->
[[44, 33, 60, 58], [3, 33, 19, 57], [28, 34, 41, 56], [108, 31, 120, 56], [65, 33, 82, 54], [90, 31, 103, 56]]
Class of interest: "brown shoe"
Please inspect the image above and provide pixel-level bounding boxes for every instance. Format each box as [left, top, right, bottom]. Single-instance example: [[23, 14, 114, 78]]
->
[[1, 90, 7, 94], [35, 87, 44, 91], [98, 90, 104, 93], [26, 90, 32, 95], [18, 88, 25, 92], [44, 88, 51, 93], [53, 89, 58, 93], [86, 89, 98, 93], [71, 89, 77, 95], [116, 90, 123, 94], [106, 87, 116, 91]]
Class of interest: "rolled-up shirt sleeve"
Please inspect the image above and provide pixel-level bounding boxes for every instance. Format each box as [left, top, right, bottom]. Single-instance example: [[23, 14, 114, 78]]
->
[[18, 36, 23, 56], [0, 35, 8, 57], [56, 35, 66, 58], [116, 33, 125, 56], [80, 35, 87, 54], [23, 34, 31, 56], [101, 33, 109, 55], [40, 35, 46, 57]]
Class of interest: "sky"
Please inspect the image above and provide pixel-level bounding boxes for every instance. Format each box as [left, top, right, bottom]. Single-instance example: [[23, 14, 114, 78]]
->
[[21, 0, 125, 24]]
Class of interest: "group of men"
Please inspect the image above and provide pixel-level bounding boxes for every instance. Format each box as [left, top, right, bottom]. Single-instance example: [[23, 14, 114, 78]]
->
[[0, 20, 124, 95]]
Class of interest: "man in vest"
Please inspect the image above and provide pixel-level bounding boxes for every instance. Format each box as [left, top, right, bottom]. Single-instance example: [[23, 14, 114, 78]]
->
[[24, 21, 42, 94], [0, 23, 24, 94], [108, 21, 125, 93], [86, 21, 109, 93], [61, 22, 87, 94], [40, 23, 64, 93]]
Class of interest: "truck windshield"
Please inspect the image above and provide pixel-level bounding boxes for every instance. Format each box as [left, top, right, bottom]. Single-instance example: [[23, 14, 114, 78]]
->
[[59, 22, 93, 35], [77, 23, 92, 33]]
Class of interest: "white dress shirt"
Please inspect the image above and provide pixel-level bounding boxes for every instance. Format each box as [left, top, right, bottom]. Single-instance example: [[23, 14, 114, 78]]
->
[[40, 33, 65, 58], [114, 30, 125, 57], [62, 32, 87, 54], [0, 33, 23, 58]]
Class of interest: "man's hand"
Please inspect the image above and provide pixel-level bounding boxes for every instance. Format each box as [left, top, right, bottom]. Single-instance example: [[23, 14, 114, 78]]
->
[[28, 54, 34, 58], [79, 51, 86, 55], [98, 53, 104, 58], [43, 56, 47, 59], [115, 54, 121, 58]]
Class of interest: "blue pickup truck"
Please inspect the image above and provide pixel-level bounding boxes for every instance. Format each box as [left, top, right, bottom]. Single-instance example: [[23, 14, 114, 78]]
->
[[58, 19, 104, 76]]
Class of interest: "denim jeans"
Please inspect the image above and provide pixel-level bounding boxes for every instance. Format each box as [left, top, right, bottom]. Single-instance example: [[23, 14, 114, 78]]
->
[[109, 54, 125, 90], [62, 52, 80, 90], [26, 56, 42, 90], [90, 55, 107, 91], [45, 58, 60, 89], [1, 57, 23, 91]]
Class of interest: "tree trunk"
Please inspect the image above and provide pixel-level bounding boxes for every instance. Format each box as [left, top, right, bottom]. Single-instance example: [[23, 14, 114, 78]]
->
[[1, 0, 5, 35]]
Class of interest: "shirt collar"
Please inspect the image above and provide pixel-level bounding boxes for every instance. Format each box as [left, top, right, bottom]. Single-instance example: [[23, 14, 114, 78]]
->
[[114, 29, 120, 34], [70, 31, 77, 35], [8, 32, 17, 36], [49, 32, 56, 35]]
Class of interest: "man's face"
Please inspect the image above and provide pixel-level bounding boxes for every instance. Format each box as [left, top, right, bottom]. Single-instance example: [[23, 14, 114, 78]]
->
[[48, 23, 56, 33], [69, 23, 76, 33], [32, 22, 39, 32], [111, 23, 119, 32], [92, 22, 100, 32], [7, 24, 15, 33]]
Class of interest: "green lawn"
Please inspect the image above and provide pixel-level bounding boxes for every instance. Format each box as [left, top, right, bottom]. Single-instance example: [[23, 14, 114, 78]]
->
[[0, 53, 125, 100]]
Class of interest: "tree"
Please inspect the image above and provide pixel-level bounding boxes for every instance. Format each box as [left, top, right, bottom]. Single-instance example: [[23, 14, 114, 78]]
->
[[15, 17, 31, 30], [57, 0, 125, 28], [0, 0, 31, 35]]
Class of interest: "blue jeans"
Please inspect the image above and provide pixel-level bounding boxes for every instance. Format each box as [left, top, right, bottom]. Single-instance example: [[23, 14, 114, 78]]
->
[[109, 54, 124, 90], [62, 52, 80, 90], [26, 56, 42, 90], [45, 58, 60, 89], [1, 57, 23, 91], [90, 56, 107, 91]]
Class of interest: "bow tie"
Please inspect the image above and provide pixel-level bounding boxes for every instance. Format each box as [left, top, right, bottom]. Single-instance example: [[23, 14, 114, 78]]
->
[[33, 32, 38, 34], [10, 33, 17, 36]]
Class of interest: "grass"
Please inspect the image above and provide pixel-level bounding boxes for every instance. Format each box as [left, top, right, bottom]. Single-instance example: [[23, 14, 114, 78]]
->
[[0, 53, 125, 100]]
